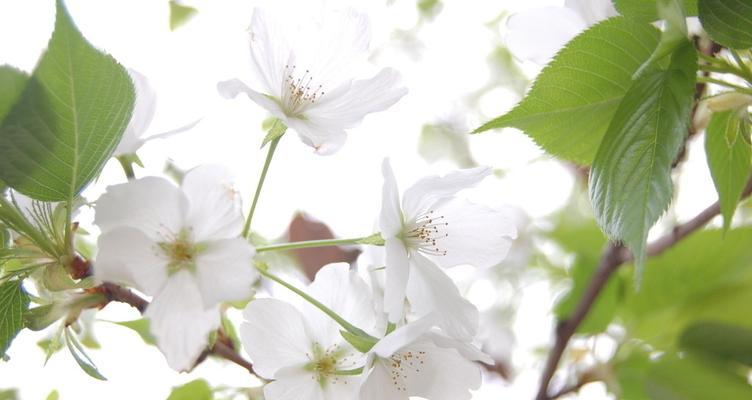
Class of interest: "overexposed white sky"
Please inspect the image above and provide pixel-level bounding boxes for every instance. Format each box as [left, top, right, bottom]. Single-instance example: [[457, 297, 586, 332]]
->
[[0, 0, 718, 399]]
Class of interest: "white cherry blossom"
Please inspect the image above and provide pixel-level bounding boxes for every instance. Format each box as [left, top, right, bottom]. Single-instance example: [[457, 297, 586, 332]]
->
[[93, 165, 257, 371], [379, 159, 517, 341], [360, 317, 491, 400], [506, 0, 617, 64], [240, 263, 375, 400], [218, 7, 407, 155], [115, 68, 199, 156]]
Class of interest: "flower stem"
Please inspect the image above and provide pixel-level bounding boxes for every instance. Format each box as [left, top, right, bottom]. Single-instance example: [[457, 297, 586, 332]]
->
[[255, 263, 378, 342], [255, 233, 384, 253], [242, 122, 286, 239], [116, 156, 136, 181], [696, 76, 752, 96]]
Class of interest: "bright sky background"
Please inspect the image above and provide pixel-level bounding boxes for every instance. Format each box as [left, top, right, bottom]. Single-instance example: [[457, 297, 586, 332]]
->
[[0, 0, 717, 399]]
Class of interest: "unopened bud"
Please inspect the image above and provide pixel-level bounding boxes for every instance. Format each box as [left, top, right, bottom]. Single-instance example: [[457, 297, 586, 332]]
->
[[706, 92, 752, 113]]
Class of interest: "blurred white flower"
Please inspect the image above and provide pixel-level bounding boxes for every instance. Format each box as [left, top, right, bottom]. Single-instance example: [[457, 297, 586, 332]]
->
[[218, 7, 407, 155], [379, 159, 517, 341], [240, 263, 375, 400], [506, 0, 617, 64], [360, 317, 490, 400], [94, 165, 257, 371], [115, 69, 199, 156]]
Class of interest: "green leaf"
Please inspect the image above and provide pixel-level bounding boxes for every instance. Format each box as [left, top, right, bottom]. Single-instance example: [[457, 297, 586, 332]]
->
[[0, 66, 27, 123], [169, 1, 198, 31], [679, 321, 752, 367], [63, 327, 106, 380], [620, 228, 752, 347], [0, 389, 18, 400], [589, 41, 697, 274], [109, 318, 156, 345], [633, 0, 689, 78], [167, 379, 213, 400], [646, 353, 752, 399], [474, 17, 660, 165], [614, 347, 651, 400], [705, 110, 751, 230], [698, 0, 752, 49], [615, 0, 699, 21], [45, 390, 59, 400], [0, 0, 135, 201], [0, 280, 30, 357]]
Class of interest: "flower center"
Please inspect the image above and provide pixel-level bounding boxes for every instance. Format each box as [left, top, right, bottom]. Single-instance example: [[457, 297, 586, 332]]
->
[[387, 349, 428, 392], [402, 210, 449, 256], [281, 64, 325, 115], [306, 343, 358, 388], [158, 229, 200, 274]]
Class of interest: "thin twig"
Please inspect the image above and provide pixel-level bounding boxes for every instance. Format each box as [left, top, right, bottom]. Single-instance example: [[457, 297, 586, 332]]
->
[[99, 282, 257, 375], [535, 176, 752, 400]]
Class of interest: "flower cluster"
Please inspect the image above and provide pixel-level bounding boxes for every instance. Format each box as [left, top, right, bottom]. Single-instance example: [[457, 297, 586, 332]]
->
[[89, 4, 517, 398]]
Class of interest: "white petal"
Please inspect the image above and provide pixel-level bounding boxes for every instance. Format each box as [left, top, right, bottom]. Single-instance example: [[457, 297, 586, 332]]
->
[[264, 366, 325, 400], [360, 360, 404, 400], [248, 8, 291, 96], [371, 315, 436, 358], [94, 227, 168, 295], [383, 238, 409, 324], [115, 69, 157, 155], [305, 68, 407, 129], [240, 298, 313, 379], [290, 121, 348, 155], [217, 78, 287, 120], [427, 332, 494, 364], [145, 270, 220, 371], [95, 177, 187, 241], [401, 166, 490, 220], [506, 7, 587, 64], [565, 0, 618, 24], [194, 238, 257, 309], [182, 165, 244, 240], [428, 200, 517, 269], [399, 339, 482, 400], [407, 254, 479, 342], [379, 159, 402, 238], [304, 263, 376, 344]]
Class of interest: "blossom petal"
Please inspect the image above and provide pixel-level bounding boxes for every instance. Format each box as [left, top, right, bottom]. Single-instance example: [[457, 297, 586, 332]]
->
[[427, 332, 494, 364], [95, 177, 187, 241], [383, 238, 409, 324], [428, 200, 517, 269], [506, 7, 586, 64], [240, 298, 312, 379], [248, 7, 291, 96], [145, 270, 220, 371], [407, 254, 479, 342], [305, 263, 376, 344], [401, 166, 490, 220], [565, 0, 618, 25], [289, 121, 348, 155], [182, 165, 244, 241], [115, 69, 157, 155], [95, 227, 168, 295], [217, 78, 287, 120], [360, 360, 404, 400], [371, 315, 435, 358], [400, 339, 482, 400], [194, 238, 257, 309], [379, 159, 402, 238], [264, 366, 325, 400], [306, 68, 407, 129]]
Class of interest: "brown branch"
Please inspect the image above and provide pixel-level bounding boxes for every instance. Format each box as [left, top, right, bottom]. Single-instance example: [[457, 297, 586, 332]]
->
[[98, 282, 257, 375], [535, 177, 752, 400]]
